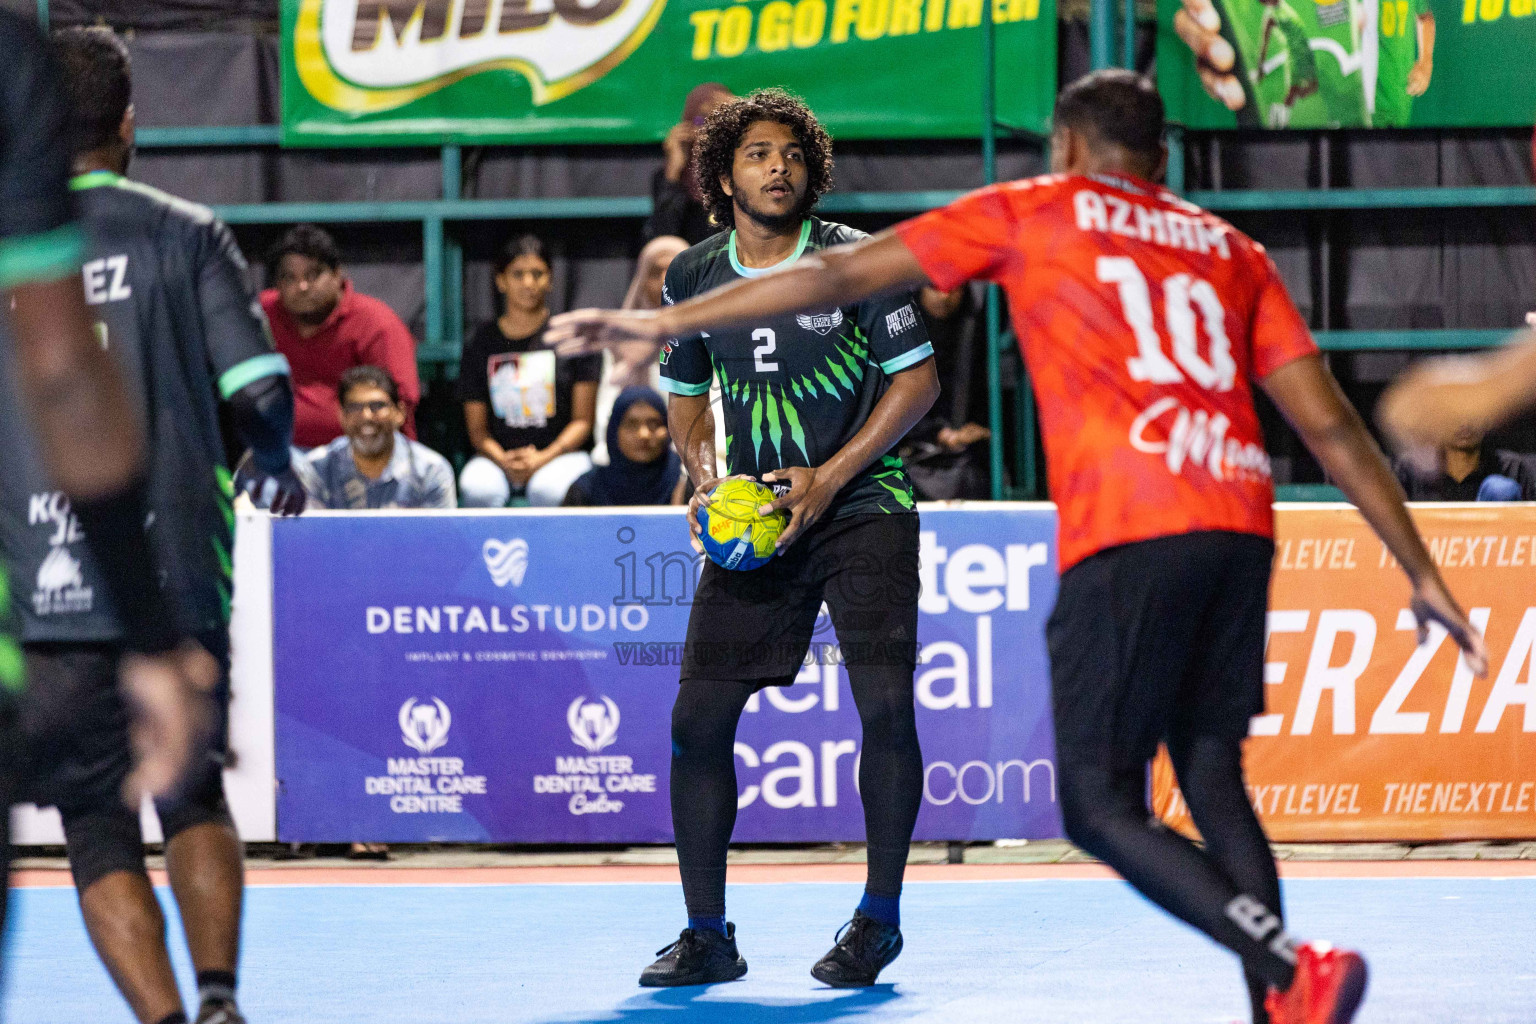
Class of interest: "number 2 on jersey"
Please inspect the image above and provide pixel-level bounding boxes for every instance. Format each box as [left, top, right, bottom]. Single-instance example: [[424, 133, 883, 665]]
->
[[753, 328, 779, 373], [1097, 256, 1235, 392]]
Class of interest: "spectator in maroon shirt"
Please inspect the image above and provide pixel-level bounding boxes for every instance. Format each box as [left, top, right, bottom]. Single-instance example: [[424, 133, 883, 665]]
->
[[261, 225, 421, 448]]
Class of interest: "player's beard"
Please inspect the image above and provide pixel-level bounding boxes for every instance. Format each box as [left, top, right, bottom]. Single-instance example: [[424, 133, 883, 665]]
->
[[732, 185, 811, 233]]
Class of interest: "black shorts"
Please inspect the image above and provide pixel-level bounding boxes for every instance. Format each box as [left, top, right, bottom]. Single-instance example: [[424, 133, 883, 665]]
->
[[1046, 530, 1273, 771], [681, 513, 921, 684], [18, 631, 232, 817]]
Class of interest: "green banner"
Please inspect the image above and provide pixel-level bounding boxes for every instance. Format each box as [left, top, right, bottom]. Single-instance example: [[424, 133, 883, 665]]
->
[[280, 0, 1056, 146], [1159, 0, 1536, 128]]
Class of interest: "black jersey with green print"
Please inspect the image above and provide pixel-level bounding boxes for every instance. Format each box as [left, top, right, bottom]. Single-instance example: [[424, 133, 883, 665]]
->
[[0, 170, 288, 642], [0, 9, 80, 692], [659, 218, 934, 518]]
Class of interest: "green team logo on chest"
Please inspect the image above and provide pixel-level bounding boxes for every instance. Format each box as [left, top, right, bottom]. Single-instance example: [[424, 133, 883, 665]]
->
[[715, 322, 873, 464]]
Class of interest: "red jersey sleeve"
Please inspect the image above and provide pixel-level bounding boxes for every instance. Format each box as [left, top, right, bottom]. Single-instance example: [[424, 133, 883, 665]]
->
[[895, 184, 1019, 292], [1249, 254, 1319, 378]]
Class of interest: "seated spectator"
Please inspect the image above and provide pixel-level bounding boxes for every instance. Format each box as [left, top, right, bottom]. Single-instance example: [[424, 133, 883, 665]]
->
[[459, 235, 600, 507], [1393, 429, 1536, 501], [565, 387, 683, 507], [294, 366, 456, 509], [262, 224, 421, 448], [899, 285, 993, 500], [605, 235, 692, 391], [643, 82, 734, 246]]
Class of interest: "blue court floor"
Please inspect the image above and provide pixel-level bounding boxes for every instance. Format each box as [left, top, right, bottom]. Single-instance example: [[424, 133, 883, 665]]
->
[[4, 876, 1533, 1023]]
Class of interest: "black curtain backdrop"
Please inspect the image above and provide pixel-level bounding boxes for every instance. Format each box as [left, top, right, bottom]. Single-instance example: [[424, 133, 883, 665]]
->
[[33, 13, 1536, 479]]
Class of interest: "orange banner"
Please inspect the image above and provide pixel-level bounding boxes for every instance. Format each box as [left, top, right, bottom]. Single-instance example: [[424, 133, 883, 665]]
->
[[1153, 504, 1536, 842]]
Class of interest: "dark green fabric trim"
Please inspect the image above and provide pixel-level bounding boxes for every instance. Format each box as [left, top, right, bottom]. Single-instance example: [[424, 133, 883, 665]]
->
[[0, 224, 84, 289]]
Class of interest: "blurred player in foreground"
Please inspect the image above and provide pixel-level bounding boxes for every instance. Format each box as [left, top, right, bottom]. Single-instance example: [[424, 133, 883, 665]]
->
[[1378, 326, 1536, 460], [550, 70, 1487, 1024], [0, 8, 218, 989], [1378, 131, 1536, 470], [571, 88, 940, 990], [0, 27, 304, 1024]]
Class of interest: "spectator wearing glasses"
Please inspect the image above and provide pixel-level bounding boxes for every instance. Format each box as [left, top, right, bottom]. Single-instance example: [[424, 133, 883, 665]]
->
[[262, 224, 421, 448], [459, 235, 600, 507], [293, 365, 455, 509]]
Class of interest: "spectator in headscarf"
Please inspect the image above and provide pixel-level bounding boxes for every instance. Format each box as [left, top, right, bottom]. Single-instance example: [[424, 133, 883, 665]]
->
[[564, 387, 683, 506]]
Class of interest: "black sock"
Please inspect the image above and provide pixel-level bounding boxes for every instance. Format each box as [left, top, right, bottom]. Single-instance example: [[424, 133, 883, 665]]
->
[[196, 969, 237, 1006], [1059, 758, 1297, 994], [153, 1014, 188, 1024], [850, 671, 924, 902], [1166, 736, 1288, 1022], [670, 679, 756, 921]]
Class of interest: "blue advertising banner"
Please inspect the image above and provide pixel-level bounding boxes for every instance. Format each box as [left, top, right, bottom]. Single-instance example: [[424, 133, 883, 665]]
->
[[273, 505, 1062, 843]]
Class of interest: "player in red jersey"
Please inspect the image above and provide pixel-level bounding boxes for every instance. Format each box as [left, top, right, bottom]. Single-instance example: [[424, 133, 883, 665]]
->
[[549, 71, 1487, 1024]]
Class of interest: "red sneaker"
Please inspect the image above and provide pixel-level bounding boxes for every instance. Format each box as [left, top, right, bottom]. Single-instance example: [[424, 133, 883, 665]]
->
[[1265, 942, 1369, 1024]]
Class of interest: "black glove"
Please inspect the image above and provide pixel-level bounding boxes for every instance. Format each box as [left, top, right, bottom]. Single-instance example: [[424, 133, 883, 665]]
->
[[235, 461, 307, 517]]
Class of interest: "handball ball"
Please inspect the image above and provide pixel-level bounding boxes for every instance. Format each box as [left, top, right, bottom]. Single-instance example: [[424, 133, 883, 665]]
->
[[698, 479, 787, 571]]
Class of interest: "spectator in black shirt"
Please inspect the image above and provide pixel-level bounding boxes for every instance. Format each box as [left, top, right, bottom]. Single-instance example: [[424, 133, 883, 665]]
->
[[564, 386, 683, 506], [900, 284, 993, 500], [1392, 429, 1536, 501], [610, 85, 735, 394], [458, 235, 600, 506], [643, 82, 734, 246]]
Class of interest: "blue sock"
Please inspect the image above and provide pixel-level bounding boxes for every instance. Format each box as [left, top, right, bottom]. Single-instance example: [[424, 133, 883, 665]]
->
[[857, 890, 900, 928], [688, 916, 727, 936]]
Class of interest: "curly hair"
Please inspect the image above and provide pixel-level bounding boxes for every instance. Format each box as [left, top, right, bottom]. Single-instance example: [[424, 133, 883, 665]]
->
[[692, 88, 834, 229]]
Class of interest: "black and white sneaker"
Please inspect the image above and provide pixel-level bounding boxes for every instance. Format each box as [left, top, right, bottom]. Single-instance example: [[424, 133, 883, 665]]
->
[[195, 999, 246, 1024], [811, 911, 903, 987], [639, 923, 749, 987]]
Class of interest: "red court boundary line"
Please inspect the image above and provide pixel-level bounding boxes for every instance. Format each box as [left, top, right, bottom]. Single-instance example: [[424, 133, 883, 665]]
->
[[12, 859, 1536, 889]]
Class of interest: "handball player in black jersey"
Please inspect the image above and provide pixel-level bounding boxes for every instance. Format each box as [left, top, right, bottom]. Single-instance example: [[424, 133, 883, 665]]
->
[[616, 90, 940, 989], [0, 27, 304, 1024], [0, 10, 218, 990]]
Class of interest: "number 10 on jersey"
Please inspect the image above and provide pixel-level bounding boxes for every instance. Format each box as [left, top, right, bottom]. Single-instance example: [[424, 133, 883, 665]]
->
[[1098, 256, 1236, 392]]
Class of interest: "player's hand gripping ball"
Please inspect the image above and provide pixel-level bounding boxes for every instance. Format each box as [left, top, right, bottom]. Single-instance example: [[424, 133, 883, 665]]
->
[[697, 479, 788, 571]]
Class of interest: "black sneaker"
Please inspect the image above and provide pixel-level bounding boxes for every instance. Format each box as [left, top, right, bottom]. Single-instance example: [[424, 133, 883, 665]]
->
[[811, 911, 903, 987], [639, 923, 748, 987]]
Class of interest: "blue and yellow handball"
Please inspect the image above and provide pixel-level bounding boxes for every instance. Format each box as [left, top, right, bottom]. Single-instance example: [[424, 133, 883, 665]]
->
[[697, 479, 788, 571]]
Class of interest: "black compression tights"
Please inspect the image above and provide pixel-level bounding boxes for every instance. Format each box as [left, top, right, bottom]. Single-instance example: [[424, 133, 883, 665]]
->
[[1059, 735, 1293, 1024], [671, 671, 923, 919]]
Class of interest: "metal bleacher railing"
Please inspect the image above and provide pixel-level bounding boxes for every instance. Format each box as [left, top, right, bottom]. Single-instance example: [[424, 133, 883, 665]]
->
[[105, 0, 1530, 501]]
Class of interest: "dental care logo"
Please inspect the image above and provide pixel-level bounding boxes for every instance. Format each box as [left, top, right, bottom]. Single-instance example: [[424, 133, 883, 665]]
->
[[536, 694, 656, 815], [568, 696, 620, 753], [368, 697, 488, 813], [483, 538, 528, 587], [399, 697, 452, 753], [796, 309, 844, 335], [295, 0, 669, 113]]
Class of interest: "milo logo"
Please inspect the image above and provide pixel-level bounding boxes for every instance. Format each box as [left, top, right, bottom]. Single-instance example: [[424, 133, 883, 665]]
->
[[294, 0, 669, 110]]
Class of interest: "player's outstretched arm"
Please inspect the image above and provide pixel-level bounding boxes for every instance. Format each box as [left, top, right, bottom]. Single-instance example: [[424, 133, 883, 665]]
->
[[762, 358, 940, 548], [1262, 354, 1488, 675], [1378, 329, 1536, 459], [546, 231, 931, 354]]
